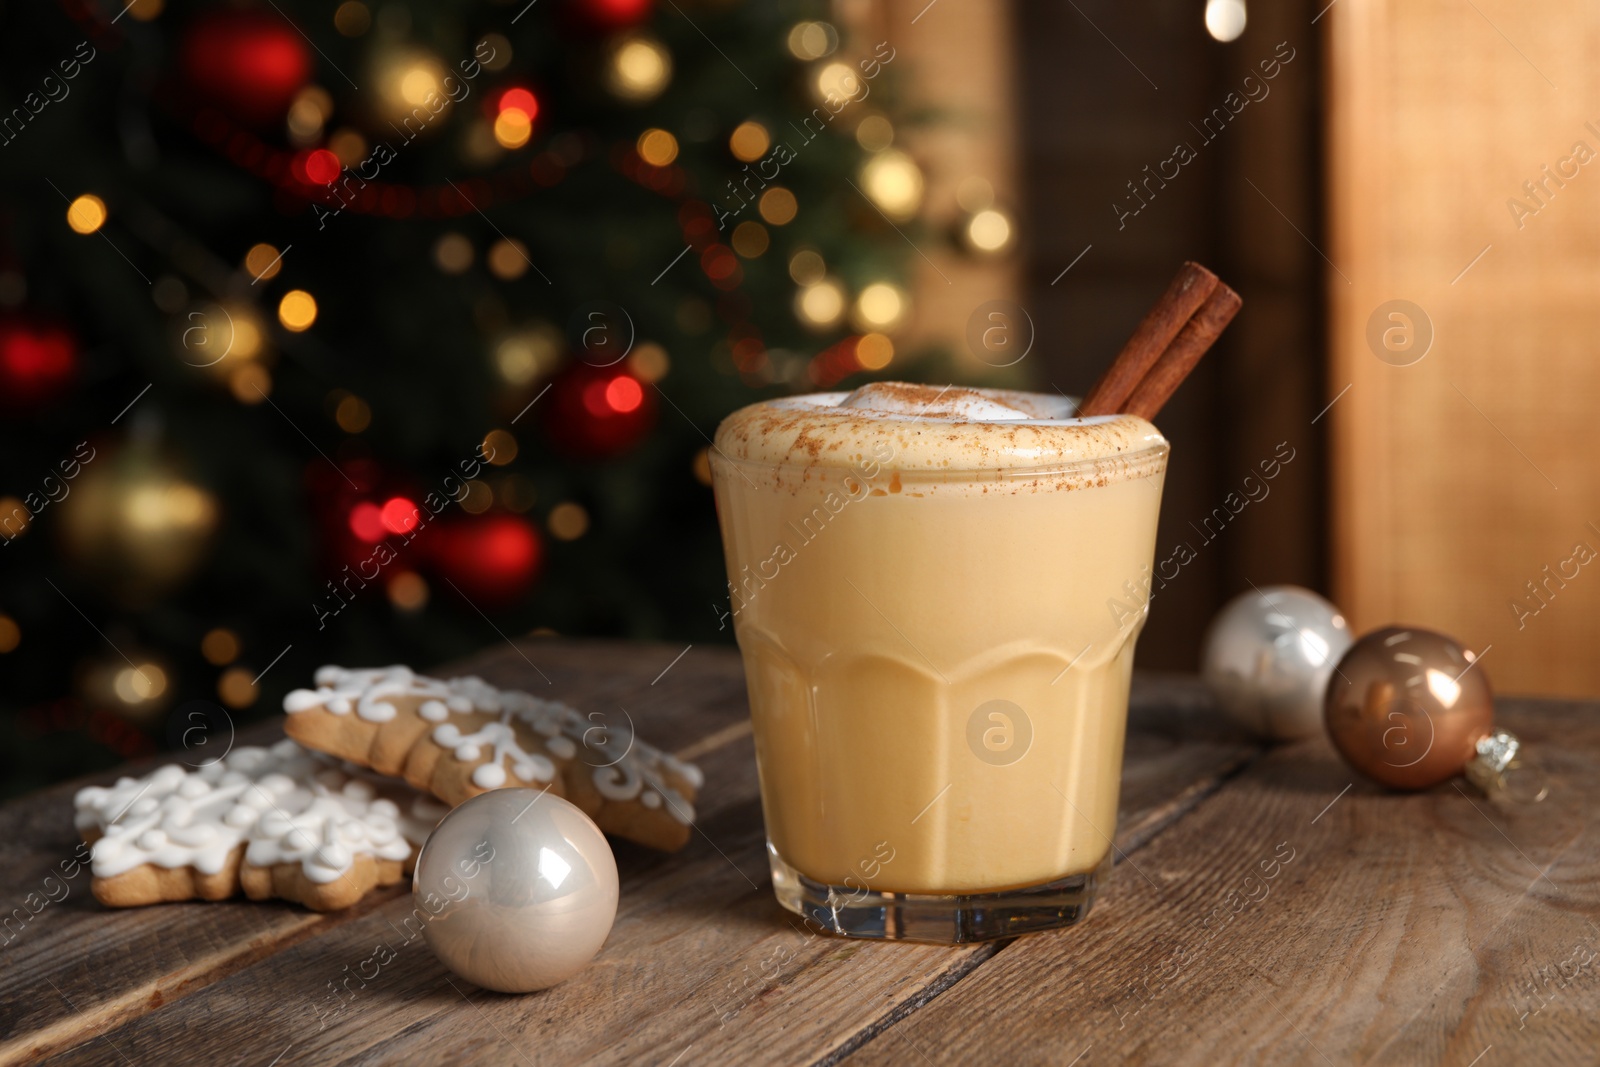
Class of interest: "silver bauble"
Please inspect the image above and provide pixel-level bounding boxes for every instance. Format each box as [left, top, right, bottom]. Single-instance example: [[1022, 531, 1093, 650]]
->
[[1202, 585, 1353, 741]]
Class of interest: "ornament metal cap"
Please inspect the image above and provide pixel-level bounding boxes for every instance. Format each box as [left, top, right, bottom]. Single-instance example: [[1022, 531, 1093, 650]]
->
[[1463, 728, 1549, 803]]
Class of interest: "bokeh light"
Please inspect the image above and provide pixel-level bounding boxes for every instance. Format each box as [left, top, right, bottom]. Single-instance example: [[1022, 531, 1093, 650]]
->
[[67, 195, 107, 235], [637, 128, 679, 167], [201, 628, 239, 665], [856, 332, 895, 370], [860, 150, 923, 220], [796, 279, 846, 328], [244, 243, 284, 282], [759, 187, 798, 225], [606, 35, 671, 103], [278, 290, 318, 331], [729, 121, 771, 162]]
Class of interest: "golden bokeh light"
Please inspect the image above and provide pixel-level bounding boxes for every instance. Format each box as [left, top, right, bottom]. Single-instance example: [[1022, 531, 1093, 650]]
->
[[234, 320, 263, 360], [852, 282, 908, 331], [482, 429, 519, 466], [966, 208, 1014, 252], [493, 109, 532, 149], [788, 248, 826, 286], [278, 290, 318, 331], [478, 34, 512, 72], [399, 66, 439, 106], [691, 448, 713, 486], [494, 325, 561, 385], [229, 363, 272, 404], [636, 128, 679, 167], [244, 243, 283, 282], [218, 666, 259, 709], [860, 150, 923, 220], [201, 628, 239, 666], [336, 394, 372, 433], [729, 121, 770, 162], [606, 35, 672, 103], [759, 187, 798, 226], [0, 614, 19, 654], [856, 332, 895, 371], [795, 278, 846, 328], [434, 232, 473, 273], [388, 571, 429, 611], [547, 501, 590, 541], [627, 342, 670, 383], [286, 86, 332, 144], [328, 128, 368, 166], [115, 663, 168, 704], [786, 21, 838, 60], [459, 479, 493, 514], [487, 238, 530, 280], [731, 221, 769, 259], [333, 0, 370, 36], [67, 195, 107, 235], [0, 497, 32, 542], [855, 114, 894, 152], [125, 482, 214, 533], [816, 62, 861, 103]]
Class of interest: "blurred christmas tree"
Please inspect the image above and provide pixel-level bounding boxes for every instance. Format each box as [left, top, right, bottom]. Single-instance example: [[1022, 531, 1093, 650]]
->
[[0, 0, 936, 795]]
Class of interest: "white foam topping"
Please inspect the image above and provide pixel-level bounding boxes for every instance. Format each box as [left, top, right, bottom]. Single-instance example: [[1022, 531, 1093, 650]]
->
[[835, 382, 1044, 421], [713, 382, 1168, 478]]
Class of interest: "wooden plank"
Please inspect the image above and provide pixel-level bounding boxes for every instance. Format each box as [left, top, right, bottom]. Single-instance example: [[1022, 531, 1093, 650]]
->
[[22, 661, 1255, 1066], [840, 697, 1600, 1065], [0, 641, 743, 1066]]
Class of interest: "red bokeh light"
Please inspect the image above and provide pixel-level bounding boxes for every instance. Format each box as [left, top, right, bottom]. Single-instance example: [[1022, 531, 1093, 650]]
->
[[431, 514, 543, 604], [583, 0, 654, 28], [304, 148, 341, 184], [700, 244, 738, 281], [348, 502, 386, 542], [547, 362, 657, 459], [497, 88, 539, 122], [181, 12, 312, 126], [604, 375, 644, 413], [381, 496, 421, 535], [0, 319, 76, 407]]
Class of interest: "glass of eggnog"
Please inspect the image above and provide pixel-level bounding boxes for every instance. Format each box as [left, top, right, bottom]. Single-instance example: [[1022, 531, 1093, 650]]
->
[[709, 382, 1169, 942]]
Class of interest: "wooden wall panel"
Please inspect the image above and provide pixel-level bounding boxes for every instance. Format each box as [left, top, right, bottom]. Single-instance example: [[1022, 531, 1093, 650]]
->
[[1328, 0, 1600, 695]]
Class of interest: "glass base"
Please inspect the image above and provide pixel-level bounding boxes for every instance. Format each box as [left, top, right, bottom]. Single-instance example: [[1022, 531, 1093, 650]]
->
[[768, 842, 1112, 943]]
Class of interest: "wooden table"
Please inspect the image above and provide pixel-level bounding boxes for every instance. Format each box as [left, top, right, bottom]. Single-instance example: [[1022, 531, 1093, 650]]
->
[[3, 640, 1596, 1065]]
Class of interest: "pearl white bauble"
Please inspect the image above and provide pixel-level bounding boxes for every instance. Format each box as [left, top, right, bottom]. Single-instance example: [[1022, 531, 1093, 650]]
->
[[414, 789, 618, 993]]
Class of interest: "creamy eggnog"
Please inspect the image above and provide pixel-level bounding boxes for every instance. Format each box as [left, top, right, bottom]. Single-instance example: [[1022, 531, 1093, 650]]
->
[[711, 382, 1169, 940]]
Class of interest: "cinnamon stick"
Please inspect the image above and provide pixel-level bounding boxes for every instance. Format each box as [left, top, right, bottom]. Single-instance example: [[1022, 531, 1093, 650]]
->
[[1078, 261, 1218, 417], [1119, 282, 1242, 420]]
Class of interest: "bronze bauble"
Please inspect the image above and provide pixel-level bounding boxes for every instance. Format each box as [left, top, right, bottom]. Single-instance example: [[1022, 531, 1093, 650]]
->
[[1323, 626, 1493, 790]]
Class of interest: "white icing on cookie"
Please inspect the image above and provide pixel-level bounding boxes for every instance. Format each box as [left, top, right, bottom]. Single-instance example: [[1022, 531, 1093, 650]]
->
[[74, 740, 440, 884], [289, 665, 705, 826], [434, 713, 558, 788], [283, 665, 508, 723]]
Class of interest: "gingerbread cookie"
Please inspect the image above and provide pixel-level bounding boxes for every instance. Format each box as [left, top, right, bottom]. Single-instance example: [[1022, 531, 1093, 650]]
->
[[74, 740, 447, 911], [283, 666, 703, 851]]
